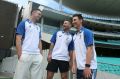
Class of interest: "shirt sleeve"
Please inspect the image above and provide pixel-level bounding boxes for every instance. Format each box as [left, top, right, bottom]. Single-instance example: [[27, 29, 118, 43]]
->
[[68, 38, 74, 51], [50, 32, 57, 44], [84, 29, 94, 47], [16, 21, 25, 38]]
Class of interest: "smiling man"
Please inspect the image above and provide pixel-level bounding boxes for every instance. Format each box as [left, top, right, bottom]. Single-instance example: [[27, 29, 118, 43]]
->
[[14, 9, 43, 79], [46, 19, 74, 79], [72, 14, 97, 79]]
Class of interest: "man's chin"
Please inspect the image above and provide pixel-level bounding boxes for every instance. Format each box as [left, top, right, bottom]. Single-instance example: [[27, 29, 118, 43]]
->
[[36, 19, 40, 22], [73, 26, 77, 28], [36, 19, 39, 21], [63, 26, 67, 29]]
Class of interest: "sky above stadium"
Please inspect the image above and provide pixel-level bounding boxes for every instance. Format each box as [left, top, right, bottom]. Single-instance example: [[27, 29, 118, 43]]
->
[[5, 0, 118, 20], [5, 0, 77, 14]]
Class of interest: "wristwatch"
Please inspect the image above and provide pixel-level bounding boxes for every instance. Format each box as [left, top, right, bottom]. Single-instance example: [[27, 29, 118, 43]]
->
[[85, 64, 90, 68]]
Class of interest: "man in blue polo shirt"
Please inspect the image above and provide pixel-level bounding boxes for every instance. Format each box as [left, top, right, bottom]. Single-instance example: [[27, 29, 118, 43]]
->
[[46, 19, 74, 79], [13, 9, 43, 79], [72, 14, 97, 79]]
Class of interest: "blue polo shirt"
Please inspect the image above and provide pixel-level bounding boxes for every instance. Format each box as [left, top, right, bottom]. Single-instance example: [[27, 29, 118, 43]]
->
[[73, 27, 97, 69], [16, 19, 41, 54], [51, 31, 74, 61]]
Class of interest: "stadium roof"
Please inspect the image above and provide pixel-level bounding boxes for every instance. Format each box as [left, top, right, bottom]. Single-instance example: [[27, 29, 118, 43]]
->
[[55, 0, 120, 19]]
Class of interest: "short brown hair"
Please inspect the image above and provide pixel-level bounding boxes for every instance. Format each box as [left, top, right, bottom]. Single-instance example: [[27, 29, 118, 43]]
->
[[31, 9, 41, 15], [72, 14, 83, 20], [64, 18, 72, 24]]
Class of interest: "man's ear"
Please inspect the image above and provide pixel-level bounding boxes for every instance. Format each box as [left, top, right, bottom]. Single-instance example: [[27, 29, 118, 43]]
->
[[80, 19, 83, 23], [31, 11, 36, 15]]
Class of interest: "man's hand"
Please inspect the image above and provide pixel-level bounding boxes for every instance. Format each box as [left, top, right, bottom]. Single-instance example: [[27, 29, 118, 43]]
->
[[16, 35, 22, 60], [40, 50, 43, 56], [83, 67, 92, 79], [47, 53, 52, 62], [72, 51, 77, 74], [84, 45, 93, 78], [72, 64, 77, 74], [47, 43, 54, 62], [18, 52, 22, 60]]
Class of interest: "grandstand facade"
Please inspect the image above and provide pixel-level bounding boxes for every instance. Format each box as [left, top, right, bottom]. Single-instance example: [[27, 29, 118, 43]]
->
[[0, 0, 120, 79]]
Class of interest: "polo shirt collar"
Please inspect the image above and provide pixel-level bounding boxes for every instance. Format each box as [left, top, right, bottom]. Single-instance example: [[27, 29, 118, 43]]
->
[[75, 26, 84, 34], [79, 26, 84, 33], [26, 19, 37, 25], [62, 30, 70, 35], [26, 19, 32, 23]]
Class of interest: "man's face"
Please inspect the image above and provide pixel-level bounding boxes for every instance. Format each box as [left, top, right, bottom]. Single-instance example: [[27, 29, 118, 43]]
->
[[32, 10, 42, 21], [63, 21, 71, 30], [72, 16, 82, 28]]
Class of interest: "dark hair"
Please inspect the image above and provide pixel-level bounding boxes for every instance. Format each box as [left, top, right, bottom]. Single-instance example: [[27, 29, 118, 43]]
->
[[72, 14, 83, 20], [31, 9, 41, 15], [64, 18, 72, 24]]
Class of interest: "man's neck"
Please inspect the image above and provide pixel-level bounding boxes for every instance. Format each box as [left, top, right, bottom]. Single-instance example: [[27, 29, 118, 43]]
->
[[63, 29, 69, 33], [29, 17, 36, 23], [77, 25, 83, 32]]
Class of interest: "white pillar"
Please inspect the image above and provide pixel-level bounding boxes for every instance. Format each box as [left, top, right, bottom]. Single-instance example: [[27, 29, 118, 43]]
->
[[59, 0, 63, 12], [59, 0, 63, 30], [40, 17, 44, 32], [60, 21, 63, 30]]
